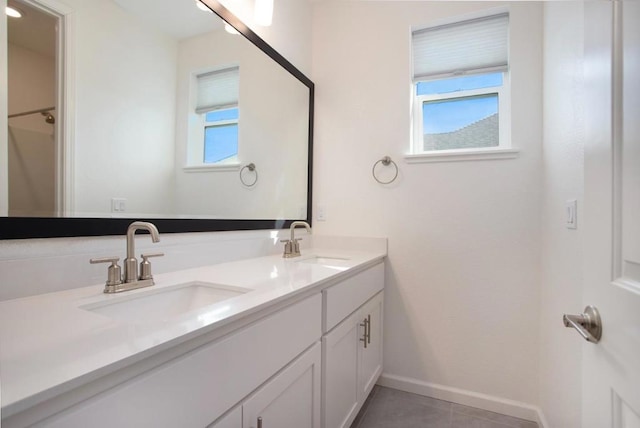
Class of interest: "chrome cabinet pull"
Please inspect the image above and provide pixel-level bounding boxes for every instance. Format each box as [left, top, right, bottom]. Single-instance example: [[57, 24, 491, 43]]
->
[[360, 318, 368, 348], [257, 416, 263, 428], [563, 305, 602, 343], [360, 315, 370, 348]]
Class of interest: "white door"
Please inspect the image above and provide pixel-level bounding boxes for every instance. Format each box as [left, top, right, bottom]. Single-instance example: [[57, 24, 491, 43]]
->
[[580, 2, 640, 427]]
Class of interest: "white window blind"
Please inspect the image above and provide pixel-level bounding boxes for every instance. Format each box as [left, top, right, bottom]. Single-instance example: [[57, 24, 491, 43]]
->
[[412, 13, 509, 81], [196, 66, 239, 114]]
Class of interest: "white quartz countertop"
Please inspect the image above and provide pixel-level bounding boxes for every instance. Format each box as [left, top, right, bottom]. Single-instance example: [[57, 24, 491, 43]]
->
[[0, 244, 385, 417]]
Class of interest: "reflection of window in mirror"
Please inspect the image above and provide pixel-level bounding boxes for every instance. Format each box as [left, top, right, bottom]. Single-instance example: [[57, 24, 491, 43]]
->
[[204, 108, 238, 164], [186, 66, 240, 168]]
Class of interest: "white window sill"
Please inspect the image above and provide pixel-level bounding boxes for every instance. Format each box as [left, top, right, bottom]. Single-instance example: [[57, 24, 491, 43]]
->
[[404, 148, 519, 164], [183, 163, 241, 173]]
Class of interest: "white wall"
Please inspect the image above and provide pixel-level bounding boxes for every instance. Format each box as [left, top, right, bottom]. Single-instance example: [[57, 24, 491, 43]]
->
[[217, 0, 312, 76], [538, 3, 585, 427], [70, 0, 177, 217], [7, 43, 56, 216], [312, 0, 543, 411]]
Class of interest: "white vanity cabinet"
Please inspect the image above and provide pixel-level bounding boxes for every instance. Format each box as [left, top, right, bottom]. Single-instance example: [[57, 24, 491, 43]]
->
[[322, 263, 384, 428], [4, 258, 386, 428], [25, 294, 322, 428]]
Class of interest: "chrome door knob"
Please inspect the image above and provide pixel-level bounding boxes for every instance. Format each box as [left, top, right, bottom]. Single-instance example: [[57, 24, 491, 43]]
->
[[563, 305, 602, 343]]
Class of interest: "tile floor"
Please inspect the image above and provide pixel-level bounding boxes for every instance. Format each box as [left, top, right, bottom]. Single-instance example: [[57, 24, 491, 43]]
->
[[350, 386, 539, 428]]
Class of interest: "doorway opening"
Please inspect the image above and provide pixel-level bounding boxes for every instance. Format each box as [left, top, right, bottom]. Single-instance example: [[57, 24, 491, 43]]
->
[[6, 0, 62, 216]]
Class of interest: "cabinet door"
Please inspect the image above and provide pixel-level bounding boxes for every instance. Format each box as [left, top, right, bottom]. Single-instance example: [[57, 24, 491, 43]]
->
[[322, 311, 361, 428], [208, 406, 241, 428], [243, 342, 321, 428], [358, 292, 383, 403]]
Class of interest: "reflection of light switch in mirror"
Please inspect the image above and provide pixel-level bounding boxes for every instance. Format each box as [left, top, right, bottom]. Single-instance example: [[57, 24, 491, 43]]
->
[[111, 198, 127, 213], [566, 199, 577, 229]]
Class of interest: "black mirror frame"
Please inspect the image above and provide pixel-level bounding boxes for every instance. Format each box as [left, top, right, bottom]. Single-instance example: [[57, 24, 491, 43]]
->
[[0, 0, 313, 240]]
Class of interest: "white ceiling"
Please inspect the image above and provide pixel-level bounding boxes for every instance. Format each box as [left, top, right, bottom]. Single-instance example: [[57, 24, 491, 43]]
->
[[7, 0, 225, 57], [7, 0, 57, 57], [112, 0, 224, 41]]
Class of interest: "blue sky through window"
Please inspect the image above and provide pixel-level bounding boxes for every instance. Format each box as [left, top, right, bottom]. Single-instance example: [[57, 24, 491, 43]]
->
[[204, 107, 239, 163], [423, 94, 498, 134], [418, 73, 502, 135], [204, 124, 238, 163]]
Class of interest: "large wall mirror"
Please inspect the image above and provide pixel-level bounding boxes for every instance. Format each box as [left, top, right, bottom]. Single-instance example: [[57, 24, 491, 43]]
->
[[1, 0, 313, 238]]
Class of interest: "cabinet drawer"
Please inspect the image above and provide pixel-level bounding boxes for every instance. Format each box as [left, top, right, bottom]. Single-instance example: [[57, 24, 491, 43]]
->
[[39, 294, 322, 428], [323, 263, 384, 332]]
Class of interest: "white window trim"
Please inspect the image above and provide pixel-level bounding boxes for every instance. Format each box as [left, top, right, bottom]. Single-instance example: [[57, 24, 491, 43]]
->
[[404, 147, 519, 164], [182, 163, 241, 173], [410, 72, 514, 162]]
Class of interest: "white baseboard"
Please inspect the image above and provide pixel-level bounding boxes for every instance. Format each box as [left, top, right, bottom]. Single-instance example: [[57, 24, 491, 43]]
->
[[378, 373, 549, 428]]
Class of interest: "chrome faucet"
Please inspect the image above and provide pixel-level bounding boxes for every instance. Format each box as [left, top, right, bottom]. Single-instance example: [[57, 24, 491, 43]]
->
[[281, 221, 311, 258], [124, 221, 160, 283], [90, 221, 164, 293]]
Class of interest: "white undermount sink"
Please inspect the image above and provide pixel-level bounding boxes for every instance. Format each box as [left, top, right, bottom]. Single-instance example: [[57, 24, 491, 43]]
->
[[81, 281, 251, 323], [300, 256, 349, 265]]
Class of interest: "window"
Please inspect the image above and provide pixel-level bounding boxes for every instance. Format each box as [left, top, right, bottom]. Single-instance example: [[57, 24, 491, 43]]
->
[[411, 13, 511, 157], [204, 108, 239, 164], [187, 66, 240, 168]]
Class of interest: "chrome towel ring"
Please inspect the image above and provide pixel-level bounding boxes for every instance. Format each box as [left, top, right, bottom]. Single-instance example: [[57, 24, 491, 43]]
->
[[372, 156, 398, 184], [240, 163, 258, 187]]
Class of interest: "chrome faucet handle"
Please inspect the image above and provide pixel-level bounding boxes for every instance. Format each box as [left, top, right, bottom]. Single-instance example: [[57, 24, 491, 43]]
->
[[280, 239, 294, 257], [90, 257, 123, 288], [139, 252, 164, 281]]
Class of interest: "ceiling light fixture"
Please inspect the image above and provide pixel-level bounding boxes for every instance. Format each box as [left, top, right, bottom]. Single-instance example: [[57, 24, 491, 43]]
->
[[6, 6, 23, 18], [254, 0, 273, 27], [195, 0, 212, 13]]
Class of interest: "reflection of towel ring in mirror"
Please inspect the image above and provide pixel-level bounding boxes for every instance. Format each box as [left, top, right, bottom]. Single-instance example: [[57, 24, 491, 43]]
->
[[372, 156, 398, 184], [240, 163, 258, 187]]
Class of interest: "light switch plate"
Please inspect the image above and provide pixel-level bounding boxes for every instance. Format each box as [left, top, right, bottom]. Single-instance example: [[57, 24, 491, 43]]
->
[[317, 205, 326, 221], [566, 199, 577, 229], [111, 198, 127, 213]]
